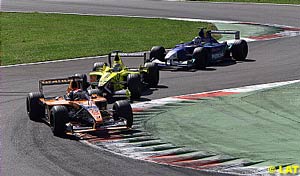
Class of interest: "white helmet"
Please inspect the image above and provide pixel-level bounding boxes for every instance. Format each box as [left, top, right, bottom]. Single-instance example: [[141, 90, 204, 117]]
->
[[193, 37, 201, 44]]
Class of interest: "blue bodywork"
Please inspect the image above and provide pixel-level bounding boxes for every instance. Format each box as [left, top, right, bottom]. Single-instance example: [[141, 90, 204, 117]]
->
[[164, 36, 229, 65], [150, 29, 242, 68], [171, 42, 227, 62]]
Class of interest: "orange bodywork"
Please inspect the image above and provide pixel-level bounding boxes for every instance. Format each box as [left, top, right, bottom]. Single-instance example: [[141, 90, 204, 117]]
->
[[35, 76, 130, 134], [40, 95, 108, 124]]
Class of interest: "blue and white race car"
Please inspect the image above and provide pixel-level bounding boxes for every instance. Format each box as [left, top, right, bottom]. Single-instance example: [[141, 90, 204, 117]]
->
[[148, 28, 248, 69]]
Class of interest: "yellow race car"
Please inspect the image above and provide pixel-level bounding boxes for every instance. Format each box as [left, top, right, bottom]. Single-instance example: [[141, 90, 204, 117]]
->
[[89, 50, 159, 99]]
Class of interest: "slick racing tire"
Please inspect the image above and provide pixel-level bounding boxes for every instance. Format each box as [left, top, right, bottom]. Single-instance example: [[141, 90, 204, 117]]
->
[[144, 62, 159, 87], [149, 46, 166, 62], [74, 73, 89, 90], [127, 74, 142, 99], [113, 100, 133, 128], [193, 47, 208, 69], [26, 92, 44, 121], [92, 62, 107, 71], [231, 39, 248, 61], [50, 106, 69, 136]]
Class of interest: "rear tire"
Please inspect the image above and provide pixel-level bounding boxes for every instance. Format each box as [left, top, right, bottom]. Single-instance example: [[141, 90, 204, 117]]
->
[[50, 106, 69, 136], [127, 74, 142, 99], [149, 46, 166, 62], [26, 92, 44, 121], [193, 47, 208, 69], [143, 62, 159, 87], [92, 62, 107, 71], [113, 100, 133, 128], [231, 40, 248, 61]]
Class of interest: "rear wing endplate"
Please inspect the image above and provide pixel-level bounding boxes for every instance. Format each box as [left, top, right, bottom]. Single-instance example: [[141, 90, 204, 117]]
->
[[210, 30, 240, 40]]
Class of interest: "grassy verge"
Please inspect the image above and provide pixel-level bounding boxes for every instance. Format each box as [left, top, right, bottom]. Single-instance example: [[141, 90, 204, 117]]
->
[[0, 12, 216, 65], [145, 83, 300, 165], [189, 0, 300, 4]]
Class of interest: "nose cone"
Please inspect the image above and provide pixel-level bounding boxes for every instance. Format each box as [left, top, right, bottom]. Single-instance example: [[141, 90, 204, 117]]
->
[[99, 72, 110, 87], [165, 50, 177, 60]]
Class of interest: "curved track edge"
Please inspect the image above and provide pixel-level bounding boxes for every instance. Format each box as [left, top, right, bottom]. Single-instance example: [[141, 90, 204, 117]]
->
[[78, 79, 300, 176]]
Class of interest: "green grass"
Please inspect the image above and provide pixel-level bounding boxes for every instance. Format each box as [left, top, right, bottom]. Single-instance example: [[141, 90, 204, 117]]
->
[[145, 83, 300, 165], [189, 0, 300, 4], [0, 12, 217, 65]]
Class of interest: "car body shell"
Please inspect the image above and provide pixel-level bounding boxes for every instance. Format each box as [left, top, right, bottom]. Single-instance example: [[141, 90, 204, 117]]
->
[[89, 52, 150, 97], [31, 76, 131, 134], [150, 29, 241, 68], [42, 96, 105, 122], [165, 41, 229, 64]]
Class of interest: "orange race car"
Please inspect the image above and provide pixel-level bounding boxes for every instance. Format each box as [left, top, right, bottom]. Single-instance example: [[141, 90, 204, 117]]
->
[[26, 75, 133, 136]]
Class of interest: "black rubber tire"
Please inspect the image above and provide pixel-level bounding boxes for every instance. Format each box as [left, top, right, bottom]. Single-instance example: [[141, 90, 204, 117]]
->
[[231, 39, 248, 61], [26, 92, 44, 121], [88, 89, 102, 96], [113, 100, 133, 128], [92, 62, 107, 71], [224, 49, 231, 58], [50, 106, 69, 136], [143, 62, 159, 87], [149, 46, 166, 62], [75, 73, 89, 90], [127, 74, 142, 99], [193, 47, 208, 69]]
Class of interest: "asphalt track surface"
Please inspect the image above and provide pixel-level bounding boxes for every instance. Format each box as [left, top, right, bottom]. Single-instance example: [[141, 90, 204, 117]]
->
[[1, 0, 300, 176]]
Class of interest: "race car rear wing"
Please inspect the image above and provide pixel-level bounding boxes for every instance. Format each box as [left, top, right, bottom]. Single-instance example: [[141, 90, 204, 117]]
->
[[108, 50, 147, 67], [39, 76, 82, 93], [210, 30, 240, 40]]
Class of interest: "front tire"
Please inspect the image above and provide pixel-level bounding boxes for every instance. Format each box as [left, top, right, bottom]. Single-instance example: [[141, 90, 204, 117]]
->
[[127, 74, 142, 99], [149, 46, 166, 62], [113, 100, 133, 128], [26, 92, 44, 121], [144, 62, 159, 87], [50, 106, 69, 136], [231, 40, 248, 61], [193, 47, 208, 69]]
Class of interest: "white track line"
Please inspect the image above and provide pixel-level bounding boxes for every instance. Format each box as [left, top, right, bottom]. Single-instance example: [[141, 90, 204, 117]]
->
[[131, 79, 300, 109], [165, 0, 300, 7]]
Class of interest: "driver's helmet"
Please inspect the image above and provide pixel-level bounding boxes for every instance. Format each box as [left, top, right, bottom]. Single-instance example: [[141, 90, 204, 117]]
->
[[67, 80, 80, 93], [193, 37, 202, 45], [112, 63, 122, 72], [66, 80, 87, 100]]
